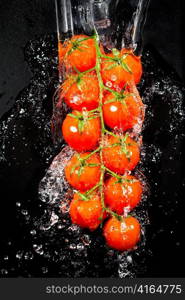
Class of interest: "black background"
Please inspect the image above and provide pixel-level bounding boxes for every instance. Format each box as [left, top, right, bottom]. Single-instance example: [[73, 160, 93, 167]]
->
[[0, 0, 185, 277]]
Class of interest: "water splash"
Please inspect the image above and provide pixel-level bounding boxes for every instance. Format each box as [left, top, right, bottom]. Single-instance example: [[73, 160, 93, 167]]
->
[[0, 34, 184, 277], [55, 0, 150, 53]]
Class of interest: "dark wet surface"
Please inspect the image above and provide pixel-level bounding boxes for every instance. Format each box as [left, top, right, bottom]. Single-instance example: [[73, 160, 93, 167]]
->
[[0, 35, 185, 277]]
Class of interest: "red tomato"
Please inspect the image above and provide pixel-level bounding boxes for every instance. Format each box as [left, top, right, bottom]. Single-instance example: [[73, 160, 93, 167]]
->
[[101, 49, 142, 91], [104, 175, 143, 214], [103, 91, 144, 131], [60, 35, 97, 72], [62, 110, 101, 152], [121, 49, 142, 84], [70, 192, 105, 231], [103, 216, 141, 251], [65, 152, 101, 192], [102, 134, 140, 174], [61, 73, 100, 111]]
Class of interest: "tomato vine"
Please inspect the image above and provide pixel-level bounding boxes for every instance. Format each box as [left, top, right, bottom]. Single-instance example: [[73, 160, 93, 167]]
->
[[68, 32, 137, 222], [57, 32, 144, 251]]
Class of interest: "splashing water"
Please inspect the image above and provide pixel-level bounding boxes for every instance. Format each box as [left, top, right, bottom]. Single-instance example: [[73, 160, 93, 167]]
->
[[0, 7, 185, 277]]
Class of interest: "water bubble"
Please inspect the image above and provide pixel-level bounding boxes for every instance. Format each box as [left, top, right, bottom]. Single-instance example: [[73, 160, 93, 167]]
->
[[111, 75, 117, 81], [30, 229, 37, 235], [69, 243, 76, 250], [127, 255, 133, 264], [24, 252, 34, 260], [19, 108, 25, 114], [106, 81, 112, 87], [57, 224, 65, 230], [33, 244, 44, 255], [77, 243, 84, 251], [81, 234, 91, 246], [21, 209, 28, 216], [16, 251, 23, 260]]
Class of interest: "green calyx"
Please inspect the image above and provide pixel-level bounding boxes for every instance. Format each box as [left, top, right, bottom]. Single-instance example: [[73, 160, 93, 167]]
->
[[102, 48, 132, 74], [103, 130, 131, 159], [119, 134, 131, 159], [70, 152, 100, 177], [76, 182, 101, 202], [68, 110, 99, 134], [104, 92, 127, 106]]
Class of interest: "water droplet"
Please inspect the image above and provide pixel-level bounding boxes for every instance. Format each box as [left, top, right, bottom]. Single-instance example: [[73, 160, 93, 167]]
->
[[30, 229, 37, 235], [69, 243, 76, 250], [21, 209, 28, 216], [19, 108, 25, 114], [33, 244, 44, 255], [16, 251, 23, 260], [77, 243, 84, 251]]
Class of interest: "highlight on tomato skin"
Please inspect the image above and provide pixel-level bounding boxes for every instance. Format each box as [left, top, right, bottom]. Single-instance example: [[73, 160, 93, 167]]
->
[[62, 110, 101, 152], [104, 175, 143, 214], [61, 72, 100, 111], [103, 216, 141, 251], [102, 91, 144, 131], [69, 193, 106, 231], [59, 34, 97, 72], [102, 134, 140, 175], [65, 152, 101, 192], [101, 49, 142, 92]]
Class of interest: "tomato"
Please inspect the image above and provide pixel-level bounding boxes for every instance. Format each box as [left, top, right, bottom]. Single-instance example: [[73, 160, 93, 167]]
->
[[104, 175, 142, 214], [101, 49, 142, 91], [121, 49, 142, 84], [65, 152, 101, 192], [69, 192, 105, 231], [102, 134, 140, 174], [61, 73, 100, 111], [60, 35, 96, 72], [103, 91, 144, 131], [62, 110, 101, 152], [103, 216, 141, 251]]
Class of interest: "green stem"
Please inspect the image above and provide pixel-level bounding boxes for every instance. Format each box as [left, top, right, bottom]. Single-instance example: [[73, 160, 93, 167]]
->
[[80, 67, 96, 75], [104, 129, 119, 138], [103, 85, 119, 96], [86, 183, 101, 196], [83, 146, 101, 160], [104, 167, 122, 180], [99, 53, 119, 61], [105, 207, 123, 221], [88, 108, 100, 114]]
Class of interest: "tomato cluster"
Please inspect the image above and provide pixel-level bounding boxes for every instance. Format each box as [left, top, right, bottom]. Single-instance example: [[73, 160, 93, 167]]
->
[[58, 34, 145, 251]]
